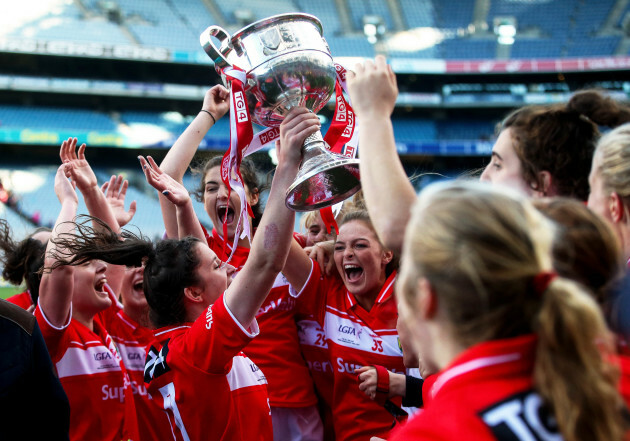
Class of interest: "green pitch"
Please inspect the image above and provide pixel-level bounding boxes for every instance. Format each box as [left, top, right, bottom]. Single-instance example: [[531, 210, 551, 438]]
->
[[0, 286, 22, 300]]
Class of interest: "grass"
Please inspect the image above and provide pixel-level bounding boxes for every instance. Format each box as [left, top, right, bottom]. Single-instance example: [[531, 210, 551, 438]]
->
[[0, 286, 23, 300]]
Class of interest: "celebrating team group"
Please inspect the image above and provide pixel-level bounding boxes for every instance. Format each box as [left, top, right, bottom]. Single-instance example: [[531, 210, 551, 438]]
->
[[3, 55, 630, 441]]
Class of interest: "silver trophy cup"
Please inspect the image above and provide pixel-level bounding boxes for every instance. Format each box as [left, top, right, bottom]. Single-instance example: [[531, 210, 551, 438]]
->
[[200, 13, 361, 211]]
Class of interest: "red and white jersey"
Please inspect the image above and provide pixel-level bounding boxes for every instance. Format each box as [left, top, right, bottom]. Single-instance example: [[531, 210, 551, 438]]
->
[[293, 261, 406, 441], [98, 287, 172, 441], [390, 334, 558, 441], [203, 226, 250, 270], [35, 302, 137, 441], [296, 314, 334, 409], [143, 293, 272, 441], [6, 290, 33, 310], [206, 229, 317, 408], [244, 272, 319, 407]]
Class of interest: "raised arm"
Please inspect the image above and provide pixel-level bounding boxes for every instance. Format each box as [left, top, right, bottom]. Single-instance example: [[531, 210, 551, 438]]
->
[[39, 164, 79, 327], [225, 107, 320, 326], [158, 86, 230, 238], [347, 56, 417, 254], [60, 138, 125, 293], [139, 155, 205, 242]]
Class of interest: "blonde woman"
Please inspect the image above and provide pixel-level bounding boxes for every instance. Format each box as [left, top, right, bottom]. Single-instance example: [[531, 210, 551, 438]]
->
[[388, 181, 625, 441]]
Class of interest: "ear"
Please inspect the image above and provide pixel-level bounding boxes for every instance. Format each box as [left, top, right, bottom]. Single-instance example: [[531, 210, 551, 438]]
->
[[381, 250, 394, 266], [609, 192, 625, 223], [537, 171, 555, 197], [248, 188, 260, 208], [183, 285, 205, 304], [416, 277, 438, 320]]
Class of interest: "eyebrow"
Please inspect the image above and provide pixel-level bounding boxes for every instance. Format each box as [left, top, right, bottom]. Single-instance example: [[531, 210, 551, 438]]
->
[[491, 151, 503, 161], [205, 180, 219, 186]]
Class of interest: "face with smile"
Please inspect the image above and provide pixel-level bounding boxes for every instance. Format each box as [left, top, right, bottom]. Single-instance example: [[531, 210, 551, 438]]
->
[[480, 129, 535, 196], [72, 260, 111, 317], [203, 166, 259, 241], [120, 265, 148, 317], [305, 213, 334, 247], [334, 220, 392, 306], [191, 242, 236, 308]]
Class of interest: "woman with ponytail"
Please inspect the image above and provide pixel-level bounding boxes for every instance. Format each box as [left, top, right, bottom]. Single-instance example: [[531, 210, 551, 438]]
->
[[388, 181, 625, 441]]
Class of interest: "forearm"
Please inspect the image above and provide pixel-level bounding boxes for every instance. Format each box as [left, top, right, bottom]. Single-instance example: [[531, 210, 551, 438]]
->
[[82, 186, 121, 234], [358, 114, 416, 255], [159, 112, 214, 238], [160, 112, 214, 179], [248, 162, 298, 270], [40, 199, 78, 326], [176, 199, 206, 242]]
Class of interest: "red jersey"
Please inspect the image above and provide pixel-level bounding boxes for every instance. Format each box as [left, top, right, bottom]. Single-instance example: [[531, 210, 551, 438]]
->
[[35, 302, 136, 441], [143, 293, 272, 441], [203, 226, 250, 270], [6, 290, 33, 310], [206, 228, 318, 408], [390, 334, 560, 441], [98, 287, 172, 441], [294, 261, 406, 441]]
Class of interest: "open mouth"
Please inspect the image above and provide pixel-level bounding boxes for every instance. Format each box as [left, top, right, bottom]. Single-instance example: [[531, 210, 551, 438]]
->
[[217, 205, 235, 225], [344, 264, 363, 283], [94, 278, 108, 295], [132, 280, 143, 293]]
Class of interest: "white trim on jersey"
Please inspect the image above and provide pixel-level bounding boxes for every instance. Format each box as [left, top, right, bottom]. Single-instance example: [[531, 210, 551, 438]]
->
[[56, 345, 123, 378], [430, 353, 522, 399], [160, 382, 191, 441], [226, 355, 268, 391], [154, 326, 190, 337], [222, 294, 259, 338], [324, 311, 402, 357], [288, 259, 314, 299], [37, 298, 73, 331], [376, 277, 396, 303]]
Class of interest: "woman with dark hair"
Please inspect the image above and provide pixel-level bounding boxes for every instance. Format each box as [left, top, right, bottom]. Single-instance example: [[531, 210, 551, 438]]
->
[[49, 107, 318, 441], [157, 87, 323, 440], [0, 225, 50, 310], [35, 162, 137, 441], [479, 90, 630, 200]]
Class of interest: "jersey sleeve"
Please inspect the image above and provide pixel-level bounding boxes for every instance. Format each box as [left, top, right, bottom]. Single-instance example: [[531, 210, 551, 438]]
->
[[34, 300, 72, 362], [178, 293, 259, 373], [289, 259, 331, 325]]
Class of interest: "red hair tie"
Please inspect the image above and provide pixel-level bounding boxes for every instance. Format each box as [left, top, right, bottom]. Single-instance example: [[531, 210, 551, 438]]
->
[[533, 271, 557, 296]]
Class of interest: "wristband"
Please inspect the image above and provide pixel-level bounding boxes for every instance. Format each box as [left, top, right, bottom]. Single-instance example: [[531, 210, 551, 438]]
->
[[200, 109, 216, 124]]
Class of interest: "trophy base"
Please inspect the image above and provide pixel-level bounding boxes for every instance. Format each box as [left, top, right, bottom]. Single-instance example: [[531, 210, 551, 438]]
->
[[285, 157, 361, 212]]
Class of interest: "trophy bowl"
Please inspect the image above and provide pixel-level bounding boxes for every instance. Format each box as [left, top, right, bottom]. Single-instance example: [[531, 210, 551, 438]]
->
[[200, 13, 361, 211]]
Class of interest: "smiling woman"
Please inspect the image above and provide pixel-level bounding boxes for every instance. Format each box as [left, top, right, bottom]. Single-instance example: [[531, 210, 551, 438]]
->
[[283, 208, 404, 441]]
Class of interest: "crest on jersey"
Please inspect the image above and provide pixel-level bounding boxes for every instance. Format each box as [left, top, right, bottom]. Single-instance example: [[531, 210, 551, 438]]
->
[[144, 340, 171, 383]]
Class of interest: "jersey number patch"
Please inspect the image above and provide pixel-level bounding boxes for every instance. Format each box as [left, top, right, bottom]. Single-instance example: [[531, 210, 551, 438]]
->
[[479, 390, 561, 441]]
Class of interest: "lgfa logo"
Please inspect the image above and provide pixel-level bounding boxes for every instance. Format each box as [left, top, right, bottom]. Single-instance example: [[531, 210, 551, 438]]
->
[[234, 91, 248, 123]]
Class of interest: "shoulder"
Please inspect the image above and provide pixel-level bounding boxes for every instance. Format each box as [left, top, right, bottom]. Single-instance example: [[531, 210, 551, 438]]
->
[[0, 299, 36, 336]]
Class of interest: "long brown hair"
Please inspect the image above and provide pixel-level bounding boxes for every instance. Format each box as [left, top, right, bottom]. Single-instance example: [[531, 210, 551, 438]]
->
[[47, 216, 202, 328]]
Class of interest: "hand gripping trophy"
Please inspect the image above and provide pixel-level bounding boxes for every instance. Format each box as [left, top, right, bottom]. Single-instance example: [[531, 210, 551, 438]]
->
[[200, 13, 361, 212]]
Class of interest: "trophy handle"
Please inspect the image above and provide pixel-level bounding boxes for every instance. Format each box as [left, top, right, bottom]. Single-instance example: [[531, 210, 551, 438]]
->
[[200, 26, 234, 72]]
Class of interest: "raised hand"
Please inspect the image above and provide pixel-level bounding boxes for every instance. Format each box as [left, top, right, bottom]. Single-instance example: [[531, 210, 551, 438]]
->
[[139, 156, 191, 207], [59, 137, 98, 192], [101, 175, 137, 227], [55, 163, 78, 205], [276, 107, 320, 169], [202, 85, 230, 122], [347, 55, 398, 118]]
